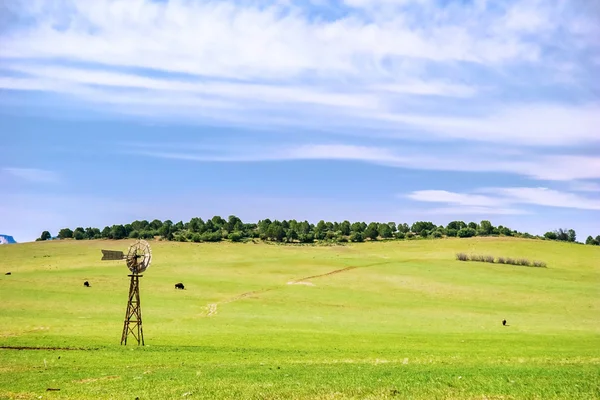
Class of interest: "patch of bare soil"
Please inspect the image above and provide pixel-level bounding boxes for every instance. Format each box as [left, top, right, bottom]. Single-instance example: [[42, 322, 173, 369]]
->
[[0, 346, 96, 351], [287, 281, 315, 286]]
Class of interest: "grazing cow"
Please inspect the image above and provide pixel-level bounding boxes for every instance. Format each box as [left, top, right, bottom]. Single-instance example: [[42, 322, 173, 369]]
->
[[502, 319, 507, 326], [5, 272, 11, 275], [84, 281, 90, 287], [175, 282, 185, 290]]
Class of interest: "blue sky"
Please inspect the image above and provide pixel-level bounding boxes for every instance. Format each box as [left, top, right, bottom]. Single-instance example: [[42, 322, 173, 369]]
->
[[1, 0, 599, 242]]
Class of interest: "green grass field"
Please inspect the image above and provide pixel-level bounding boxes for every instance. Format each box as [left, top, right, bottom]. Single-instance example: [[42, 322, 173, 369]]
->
[[1, 238, 599, 399]]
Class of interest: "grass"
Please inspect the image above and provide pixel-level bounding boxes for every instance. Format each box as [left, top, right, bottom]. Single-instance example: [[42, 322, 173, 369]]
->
[[1, 237, 599, 399]]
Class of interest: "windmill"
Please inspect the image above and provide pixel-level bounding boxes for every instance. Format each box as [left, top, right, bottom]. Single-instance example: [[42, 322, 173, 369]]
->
[[101, 239, 152, 345]]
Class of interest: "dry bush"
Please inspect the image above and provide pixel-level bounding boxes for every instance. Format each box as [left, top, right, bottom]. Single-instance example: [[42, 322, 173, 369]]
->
[[506, 257, 516, 265], [517, 258, 531, 266], [484, 255, 495, 263], [497, 257, 506, 264], [533, 260, 547, 268], [470, 254, 484, 262], [456, 253, 469, 261]]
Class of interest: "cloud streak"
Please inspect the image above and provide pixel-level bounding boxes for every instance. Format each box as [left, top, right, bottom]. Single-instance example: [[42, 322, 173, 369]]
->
[[1, 167, 60, 183], [407, 187, 600, 211], [126, 144, 600, 182]]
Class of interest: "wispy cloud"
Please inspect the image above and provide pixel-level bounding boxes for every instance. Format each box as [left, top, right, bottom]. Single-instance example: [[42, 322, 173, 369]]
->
[[407, 187, 600, 211], [1, 167, 59, 183], [126, 144, 600, 182], [1, 0, 598, 148]]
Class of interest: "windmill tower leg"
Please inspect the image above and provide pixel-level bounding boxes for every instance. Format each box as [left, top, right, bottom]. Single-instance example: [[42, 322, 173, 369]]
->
[[121, 274, 144, 346]]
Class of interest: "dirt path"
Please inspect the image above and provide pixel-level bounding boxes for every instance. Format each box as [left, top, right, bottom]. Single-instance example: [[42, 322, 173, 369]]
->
[[200, 261, 391, 317]]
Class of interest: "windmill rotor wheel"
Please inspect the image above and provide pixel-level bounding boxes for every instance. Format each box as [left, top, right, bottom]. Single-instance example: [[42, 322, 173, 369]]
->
[[126, 239, 152, 274]]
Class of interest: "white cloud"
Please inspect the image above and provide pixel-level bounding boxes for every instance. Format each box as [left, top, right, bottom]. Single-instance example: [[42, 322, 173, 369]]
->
[[407, 187, 600, 211], [126, 144, 600, 182], [2, 168, 60, 183]]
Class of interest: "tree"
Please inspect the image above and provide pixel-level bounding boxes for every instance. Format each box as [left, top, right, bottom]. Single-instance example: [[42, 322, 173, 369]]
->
[[447, 221, 467, 231], [467, 222, 478, 230], [58, 228, 73, 239], [351, 222, 364, 233], [544, 231, 557, 240], [387, 222, 397, 232], [397, 223, 410, 233], [101, 226, 111, 238], [340, 220, 351, 236], [567, 229, 576, 243], [365, 223, 379, 240], [457, 228, 476, 238], [39, 231, 51, 241], [350, 232, 364, 242], [149, 219, 163, 230], [111, 225, 127, 240], [74, 230, 85, 240], [479, 220, 493, 235], [379, 223, 393, 239], [585, 235, 598, 245], [411, 221, 435, 235]]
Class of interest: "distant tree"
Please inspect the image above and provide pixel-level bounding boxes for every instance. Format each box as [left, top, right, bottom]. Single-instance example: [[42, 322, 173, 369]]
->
[[585, 235, 597, 245], [457, 228, 476, 238], [467, 222, 478, 230], [365, 223, 379, 240], [101, 226, 111, 238], [351, 222, 364, 233], [149, 219, 163, 230], [267, 223, 285, 242], [74, 230, 85, 240], [39, 231, 52, 241], [228, 232, 243, 242], [129, 230, 140, 239], [567, 229, 576, 243], [432, 230, 443, 238], [350, 232, 364, 242], [397, 223, 410, 233], [394, 231, 405, 239], [479, 220, 494, 235], [58, 228, 73, 239], [111, 225, 127, 240], [379, 223, 393, 239], [446, 228, 458, 237], [544, 231, 557, 240], [447, 221, 467, 231], [411, 221, 435, 235], [340, 220, 351, 236], [286, 228, 299, 242], [387, 222, 397, 233], [555, 228, 569, 241]]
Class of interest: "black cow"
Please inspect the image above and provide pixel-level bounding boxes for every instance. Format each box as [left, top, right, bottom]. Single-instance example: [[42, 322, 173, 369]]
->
[[502, 319, 507, 326], [175, 282, 185, 290], [5, 272, 11, 275], [84, 281, 90, 287]]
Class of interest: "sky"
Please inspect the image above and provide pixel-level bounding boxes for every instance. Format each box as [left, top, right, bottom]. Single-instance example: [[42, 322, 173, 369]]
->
[[1, 0, 599, 243]]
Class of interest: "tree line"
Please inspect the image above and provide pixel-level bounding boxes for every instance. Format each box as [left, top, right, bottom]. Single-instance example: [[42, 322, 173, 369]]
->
[[35, 216, 593, 245]]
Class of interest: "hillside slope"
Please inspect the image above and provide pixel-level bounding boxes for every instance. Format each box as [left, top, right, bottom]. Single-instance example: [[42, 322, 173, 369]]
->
[[0, 238, 599, 399]]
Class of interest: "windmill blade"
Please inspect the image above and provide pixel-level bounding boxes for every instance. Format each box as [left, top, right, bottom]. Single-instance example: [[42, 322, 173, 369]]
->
[[101, 249, 125, 260]]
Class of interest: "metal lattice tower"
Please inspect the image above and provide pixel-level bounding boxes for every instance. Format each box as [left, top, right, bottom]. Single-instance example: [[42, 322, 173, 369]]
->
[[121, 274, 144, 345], [101, 239, 152, 346]]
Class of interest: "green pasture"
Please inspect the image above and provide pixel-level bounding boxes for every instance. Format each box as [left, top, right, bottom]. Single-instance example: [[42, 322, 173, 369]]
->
[[0, 238, 599, 399]]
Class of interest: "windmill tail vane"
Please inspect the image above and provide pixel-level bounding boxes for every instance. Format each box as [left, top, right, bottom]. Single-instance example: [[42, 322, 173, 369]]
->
[[101, 249, 125, 260]]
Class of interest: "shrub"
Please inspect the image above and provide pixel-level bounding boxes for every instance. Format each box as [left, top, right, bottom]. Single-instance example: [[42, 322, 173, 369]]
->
[[506, 257, 516, 265], [484, 255, 495, 263], [497, 257, 506, 264], [432, 231, 443, 238], [517, 258, 531, 266], [191, 233, 201, 243], [470, 254, 484, 262], [228, 232, 243, 242], [532, 260, 547, 268], [395, 232, 405, 240], [457, 228, 476, 238], [456, 252, 468, 261]]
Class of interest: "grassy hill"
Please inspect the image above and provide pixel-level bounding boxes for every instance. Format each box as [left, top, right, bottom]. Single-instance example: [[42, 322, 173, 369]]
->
[[1, 238, 599, 399]]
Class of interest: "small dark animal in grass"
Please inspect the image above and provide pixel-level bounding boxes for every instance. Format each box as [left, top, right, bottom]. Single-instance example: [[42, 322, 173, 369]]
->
[[175, 282, 185, 290], [83, 281, 90, 287], [5, 272, 11, 275], [502, 319, 507, 326]]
